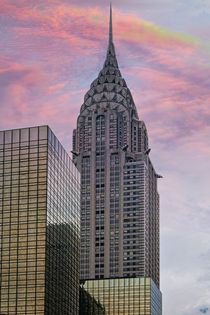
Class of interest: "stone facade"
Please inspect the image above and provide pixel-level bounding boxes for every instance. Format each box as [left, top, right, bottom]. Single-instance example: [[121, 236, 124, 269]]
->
[[73, 6, 160, 288]]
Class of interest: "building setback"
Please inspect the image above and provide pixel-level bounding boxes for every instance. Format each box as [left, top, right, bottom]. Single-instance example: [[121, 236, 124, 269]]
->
[[0, 126, 80, 315], [73, 5, 160, 288]]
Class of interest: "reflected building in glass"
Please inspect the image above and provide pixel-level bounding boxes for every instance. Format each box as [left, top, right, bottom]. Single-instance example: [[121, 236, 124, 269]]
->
[[0, 126, 80, 315], [79, 286, 105, 315], [81, 277, 162, 315]]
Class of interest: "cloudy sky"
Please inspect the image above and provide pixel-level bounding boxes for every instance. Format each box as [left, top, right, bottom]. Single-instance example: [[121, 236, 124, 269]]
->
[[1, 0, 210, 314]]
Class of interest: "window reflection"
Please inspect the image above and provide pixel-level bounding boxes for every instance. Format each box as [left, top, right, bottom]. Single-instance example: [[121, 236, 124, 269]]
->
[[81, 277, 162, 315]]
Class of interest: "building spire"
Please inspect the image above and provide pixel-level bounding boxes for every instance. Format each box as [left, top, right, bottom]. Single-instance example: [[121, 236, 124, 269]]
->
[[104, 4, 119, 69], [109, 3, 113, 44]]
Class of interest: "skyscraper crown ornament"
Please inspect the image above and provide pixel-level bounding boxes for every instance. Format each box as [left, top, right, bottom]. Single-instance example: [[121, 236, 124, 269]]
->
[[80, 5, 139, 119]]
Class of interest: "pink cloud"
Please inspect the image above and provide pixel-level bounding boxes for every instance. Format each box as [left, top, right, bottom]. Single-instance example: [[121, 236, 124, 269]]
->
[[0, 1, 210, 153], [0, 59, 83, 151], [0, 2, 200, 54]]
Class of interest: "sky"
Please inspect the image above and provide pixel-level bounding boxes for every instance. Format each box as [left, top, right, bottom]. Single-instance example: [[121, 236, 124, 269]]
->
[[1, 0, 210, 314]]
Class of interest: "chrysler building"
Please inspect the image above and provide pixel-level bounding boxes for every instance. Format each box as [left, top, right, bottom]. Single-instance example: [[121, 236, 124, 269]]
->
[[73, 5, 160, 288]]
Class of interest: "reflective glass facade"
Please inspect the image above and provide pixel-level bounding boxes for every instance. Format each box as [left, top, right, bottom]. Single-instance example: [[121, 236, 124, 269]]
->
[[81, 277, 162, 315], [0, 126, 80, 315], [79, 286, 105, 315]]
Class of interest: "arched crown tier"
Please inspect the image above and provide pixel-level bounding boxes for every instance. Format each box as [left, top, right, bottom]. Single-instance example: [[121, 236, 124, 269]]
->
[[79, 5, 139, 120]]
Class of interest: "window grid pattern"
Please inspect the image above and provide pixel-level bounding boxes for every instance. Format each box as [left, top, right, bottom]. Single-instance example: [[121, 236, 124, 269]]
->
[[123, 163, 148, 278], [81, 277, 162, 315], [45, 128, 80, 314], [81, 156, 91, 279], [148, 162, 160, 287], [0, 127, 47, 315], [109, 114, 117, 150], [84, 117, 92, 152], [95, 116, 106, 279], [109, 154, 120, 276], [0, 126, 80, 315]]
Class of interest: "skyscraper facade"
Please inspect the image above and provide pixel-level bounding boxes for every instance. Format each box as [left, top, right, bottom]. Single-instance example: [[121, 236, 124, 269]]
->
[[73, 6, 160, 289], [0, 126, 80, 315]]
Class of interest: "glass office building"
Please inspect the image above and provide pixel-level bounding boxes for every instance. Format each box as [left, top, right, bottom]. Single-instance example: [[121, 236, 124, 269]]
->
[[81, 277, 162, 315], [0, 126, 80, 315]]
